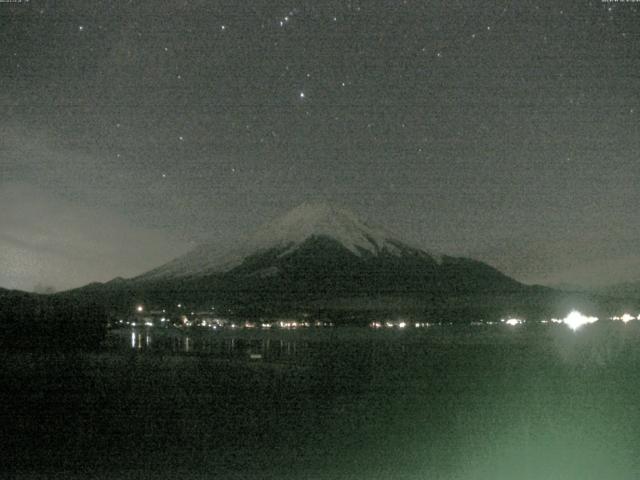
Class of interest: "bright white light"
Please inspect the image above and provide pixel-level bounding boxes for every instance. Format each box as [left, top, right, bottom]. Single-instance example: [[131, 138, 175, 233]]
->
[[299, 91, 305, 99], [144, 321, 153, 327], [503, 318, 523, 326], [620, 313, 635, 323], [136, 305, 144, 313], [563, 310, 598, 331], [398, 322, 406, 329]]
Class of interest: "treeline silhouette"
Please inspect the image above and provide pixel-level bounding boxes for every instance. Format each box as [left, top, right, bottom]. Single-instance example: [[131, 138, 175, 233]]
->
[[0, 292, 108, 351]]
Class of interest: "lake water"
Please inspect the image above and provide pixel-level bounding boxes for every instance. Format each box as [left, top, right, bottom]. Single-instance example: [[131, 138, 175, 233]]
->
[[4, 323, 640, 479]]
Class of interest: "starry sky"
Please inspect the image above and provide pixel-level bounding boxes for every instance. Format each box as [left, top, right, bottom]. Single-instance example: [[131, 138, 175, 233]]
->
[[1, 0, 639, 292]]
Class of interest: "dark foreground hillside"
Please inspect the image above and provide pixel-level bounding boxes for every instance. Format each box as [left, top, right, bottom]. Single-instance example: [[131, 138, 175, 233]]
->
[[0, 290, 108, 351]]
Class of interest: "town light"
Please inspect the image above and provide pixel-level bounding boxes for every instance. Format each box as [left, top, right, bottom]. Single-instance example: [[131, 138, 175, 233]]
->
[[563, 310, 598, 331], [503, 318, 523, 326]]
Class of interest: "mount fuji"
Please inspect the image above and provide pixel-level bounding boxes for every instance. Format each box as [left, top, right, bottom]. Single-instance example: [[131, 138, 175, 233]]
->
[[139, 201, 443, 280], [65, 202, 553, 319]]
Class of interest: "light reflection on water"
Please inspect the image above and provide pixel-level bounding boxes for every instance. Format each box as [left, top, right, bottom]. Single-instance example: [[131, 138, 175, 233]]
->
[[125, 328, 313, 362], [130, 330, 152, 349]]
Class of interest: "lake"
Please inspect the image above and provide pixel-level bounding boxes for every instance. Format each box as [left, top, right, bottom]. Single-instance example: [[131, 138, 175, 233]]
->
[[3, 322, 640, 479]]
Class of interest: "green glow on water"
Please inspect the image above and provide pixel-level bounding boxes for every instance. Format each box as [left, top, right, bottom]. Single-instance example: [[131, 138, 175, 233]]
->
[[5, 324, 640, 479]]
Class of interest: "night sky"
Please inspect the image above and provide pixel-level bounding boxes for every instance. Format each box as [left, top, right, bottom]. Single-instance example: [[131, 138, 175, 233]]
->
[[1, 0, 639, 292]]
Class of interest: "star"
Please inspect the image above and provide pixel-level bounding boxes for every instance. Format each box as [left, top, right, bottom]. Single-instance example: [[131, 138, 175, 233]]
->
[[299, 91, 306, 99], [221, 25, 226, 31], [162, 173, 167, 178], [179, 136, 185, 141], [78, 25, 85, 32]]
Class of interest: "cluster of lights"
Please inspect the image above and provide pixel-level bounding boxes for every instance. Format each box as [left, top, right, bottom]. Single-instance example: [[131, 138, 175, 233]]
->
[[128, 304, 639, 334], [500, 312, 602, 331], [278, 320, 310, 329], [551, 311, 599, 331], [369, 321, 430, 329], [611, 313, 640, 323], [501, 318, 524, 326], [127, 308, 335, 330]]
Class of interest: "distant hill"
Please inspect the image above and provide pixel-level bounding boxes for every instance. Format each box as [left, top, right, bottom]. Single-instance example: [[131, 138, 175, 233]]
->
[[0, 287, 108, 351], [597, 281, 640, 300]]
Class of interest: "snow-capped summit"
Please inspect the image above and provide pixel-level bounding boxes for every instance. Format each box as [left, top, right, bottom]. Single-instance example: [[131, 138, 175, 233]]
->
[[247, 201, 426, 257], [139, 201, 440, 280]]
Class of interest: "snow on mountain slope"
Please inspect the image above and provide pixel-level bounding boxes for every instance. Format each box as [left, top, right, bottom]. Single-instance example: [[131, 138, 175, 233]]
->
[[139, 202, 441, 280], [248, 202, 425, 257]]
